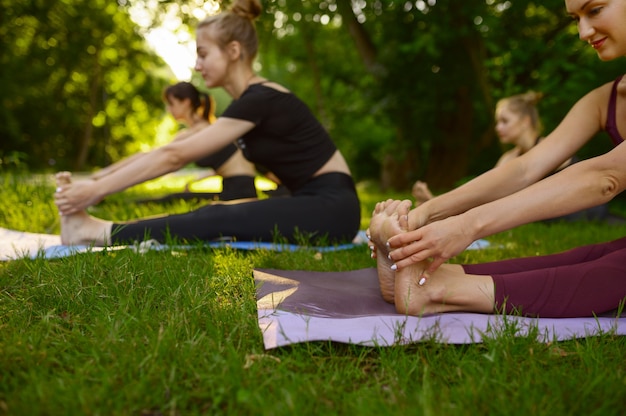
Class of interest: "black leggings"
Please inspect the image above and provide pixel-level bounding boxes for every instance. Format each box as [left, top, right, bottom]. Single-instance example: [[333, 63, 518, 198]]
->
[[111, 173, 361, 245], [463, 237, 626, 317]]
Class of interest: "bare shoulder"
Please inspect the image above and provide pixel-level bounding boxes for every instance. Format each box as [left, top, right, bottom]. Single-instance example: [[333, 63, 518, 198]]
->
[[574, 80, 615, 124], [586, 79, 614, 102]]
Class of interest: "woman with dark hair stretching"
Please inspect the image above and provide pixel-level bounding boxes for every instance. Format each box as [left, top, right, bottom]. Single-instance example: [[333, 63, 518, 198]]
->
[[91, 81, 259, 202], [370, 0, 626, 319], [54, 0, 360, 246]]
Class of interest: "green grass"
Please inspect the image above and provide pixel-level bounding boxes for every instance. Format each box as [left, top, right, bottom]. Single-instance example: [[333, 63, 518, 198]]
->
[[1, 172, 626, 415]]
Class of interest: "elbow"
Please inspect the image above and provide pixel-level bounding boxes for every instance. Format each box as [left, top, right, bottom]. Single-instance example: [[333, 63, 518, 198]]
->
[[600, 174, 621, 200]]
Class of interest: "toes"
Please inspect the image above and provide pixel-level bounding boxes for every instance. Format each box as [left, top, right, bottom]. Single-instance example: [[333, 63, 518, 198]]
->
[[55, 171, 72, 186]]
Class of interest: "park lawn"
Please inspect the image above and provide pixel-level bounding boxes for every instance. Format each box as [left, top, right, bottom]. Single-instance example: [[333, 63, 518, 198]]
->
[[1, 172, 626, 415]]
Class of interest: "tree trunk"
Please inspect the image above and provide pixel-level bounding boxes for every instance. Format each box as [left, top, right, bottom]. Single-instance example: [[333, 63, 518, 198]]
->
[[75, 49, 100, 170], [424, 86, 474, 191]]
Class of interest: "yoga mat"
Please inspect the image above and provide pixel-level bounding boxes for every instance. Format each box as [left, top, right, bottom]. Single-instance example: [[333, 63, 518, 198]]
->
[[254, 268, 626, 349], [0, 228, 374, 260], [0, 228, 490, 261]]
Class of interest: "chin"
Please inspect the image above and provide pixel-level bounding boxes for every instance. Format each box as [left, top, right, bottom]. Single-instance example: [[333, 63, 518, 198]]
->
[[597, 49, 623, 62]]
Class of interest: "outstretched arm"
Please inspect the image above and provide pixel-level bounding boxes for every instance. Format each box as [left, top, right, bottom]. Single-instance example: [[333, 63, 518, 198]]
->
[[90, 122, 207, 181], [388, 144, 626, 272], [91, 152, 146, 180], [386, 82, 613, 271], [55, 117, 254, 214]]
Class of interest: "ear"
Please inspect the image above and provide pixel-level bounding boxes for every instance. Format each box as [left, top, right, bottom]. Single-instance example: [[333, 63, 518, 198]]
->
[[225, 41, 243, 61]]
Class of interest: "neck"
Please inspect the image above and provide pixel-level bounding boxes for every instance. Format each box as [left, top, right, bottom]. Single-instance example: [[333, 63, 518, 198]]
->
[[223, 66, 260, 99], [181, 112, 204, 127], [517, 130, 538, 153]]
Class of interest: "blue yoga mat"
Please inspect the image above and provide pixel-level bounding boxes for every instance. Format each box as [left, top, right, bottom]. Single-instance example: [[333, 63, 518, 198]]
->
[[0, 228, 372, 260], [0, 227, 490, 260]]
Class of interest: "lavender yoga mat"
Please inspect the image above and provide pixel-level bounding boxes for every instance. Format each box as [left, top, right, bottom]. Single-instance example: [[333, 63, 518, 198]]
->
[[254, 268, 626, 349]]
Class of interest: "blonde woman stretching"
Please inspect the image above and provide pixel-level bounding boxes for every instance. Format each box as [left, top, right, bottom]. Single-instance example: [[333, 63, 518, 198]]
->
[[54, 0, 360, 246]]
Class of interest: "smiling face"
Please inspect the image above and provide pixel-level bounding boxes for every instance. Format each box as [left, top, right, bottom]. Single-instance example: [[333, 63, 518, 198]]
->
[[566, 0, 626, 61]]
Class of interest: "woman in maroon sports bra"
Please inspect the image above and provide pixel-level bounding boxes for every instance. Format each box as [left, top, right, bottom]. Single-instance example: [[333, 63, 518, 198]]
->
[[369, 0, 626, 318]]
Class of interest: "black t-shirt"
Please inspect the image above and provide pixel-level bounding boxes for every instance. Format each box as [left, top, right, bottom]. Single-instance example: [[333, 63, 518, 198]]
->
[[194, 142, 238, 169], [221, 83, 337, 191]]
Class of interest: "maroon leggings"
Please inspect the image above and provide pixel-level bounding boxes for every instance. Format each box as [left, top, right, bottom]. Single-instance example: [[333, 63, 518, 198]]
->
[[463, 237, 626, 318]]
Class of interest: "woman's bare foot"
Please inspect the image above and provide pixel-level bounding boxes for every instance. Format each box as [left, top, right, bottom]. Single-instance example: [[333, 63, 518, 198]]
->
[[412, 181, 433, 205], [368, 199, 415, 303], [56, 172, 112, 246], [370, 198, 495, 316], [394, 262, 496, 316]]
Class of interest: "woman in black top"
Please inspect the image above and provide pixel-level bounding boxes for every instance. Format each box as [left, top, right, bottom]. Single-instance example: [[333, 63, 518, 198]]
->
[[54, 0, 360, 246]]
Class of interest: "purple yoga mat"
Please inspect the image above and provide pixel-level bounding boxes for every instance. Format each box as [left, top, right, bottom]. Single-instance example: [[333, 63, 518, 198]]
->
[[254, 268, 626, 349]]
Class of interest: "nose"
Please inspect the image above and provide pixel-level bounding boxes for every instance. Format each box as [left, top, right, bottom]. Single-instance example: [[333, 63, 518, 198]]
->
[[194, 58, 202, 71], [577, 18, 595, 41]]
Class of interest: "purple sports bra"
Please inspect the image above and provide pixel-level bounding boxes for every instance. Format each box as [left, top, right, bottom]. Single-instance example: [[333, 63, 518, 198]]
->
[[606, 75, 624, 145]]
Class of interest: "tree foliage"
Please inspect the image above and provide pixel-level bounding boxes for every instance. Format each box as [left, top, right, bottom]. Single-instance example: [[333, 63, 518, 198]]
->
[[0, 0, 170, 171], [257, 0, 624, 190], [1, 0, 623, 189]]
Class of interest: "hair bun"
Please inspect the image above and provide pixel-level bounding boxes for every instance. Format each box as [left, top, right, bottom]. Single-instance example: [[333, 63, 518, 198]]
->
[[523, 90, 544, 105], [229, 0, 262, 20]]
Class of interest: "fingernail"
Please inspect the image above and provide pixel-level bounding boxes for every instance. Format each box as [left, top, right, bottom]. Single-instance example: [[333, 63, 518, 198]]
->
[[418, 277, 426, 286], [369, 245, 375, 251], [390, 264, 397, 271], [56, 187, 62, 193], [370, 252, 375, 258], [385, 241, 390, 248]]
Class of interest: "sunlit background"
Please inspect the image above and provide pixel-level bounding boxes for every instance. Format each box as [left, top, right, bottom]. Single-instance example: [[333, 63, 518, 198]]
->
[[128, 0, 221, 80]]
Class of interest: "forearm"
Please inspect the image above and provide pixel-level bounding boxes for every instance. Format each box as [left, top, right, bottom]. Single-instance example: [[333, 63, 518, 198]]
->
[[410, 158, 538, 229], [96, 119, 254, 199], [466, 158, 623, 240], [91, 152, 146, 180], [94, 146, 186, 198]]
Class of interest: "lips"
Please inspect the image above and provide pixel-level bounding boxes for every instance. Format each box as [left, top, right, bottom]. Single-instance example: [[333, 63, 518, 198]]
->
[[590, 38, 607, 49]]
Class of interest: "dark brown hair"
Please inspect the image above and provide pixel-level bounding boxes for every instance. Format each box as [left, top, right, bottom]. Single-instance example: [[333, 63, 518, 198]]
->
[[163, 82, 215, 122]]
